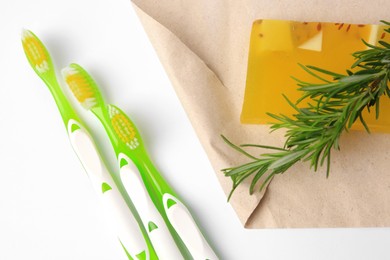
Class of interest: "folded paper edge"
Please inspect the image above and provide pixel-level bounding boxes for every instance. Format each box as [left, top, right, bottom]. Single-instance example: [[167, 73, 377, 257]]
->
[[130, 1, 269, 227]]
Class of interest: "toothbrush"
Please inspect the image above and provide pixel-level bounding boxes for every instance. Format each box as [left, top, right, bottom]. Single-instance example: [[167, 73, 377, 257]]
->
[[21, 30, 156, 260], [63, 65, 183, 260], [63, 64, 218, 260]]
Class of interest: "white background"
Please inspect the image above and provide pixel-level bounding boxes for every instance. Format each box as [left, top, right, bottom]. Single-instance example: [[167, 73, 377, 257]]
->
[[1, 0, 390, 259]]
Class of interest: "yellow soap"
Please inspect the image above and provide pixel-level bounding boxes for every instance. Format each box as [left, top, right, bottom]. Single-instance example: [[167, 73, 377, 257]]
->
[[241, 20, 390, 133]]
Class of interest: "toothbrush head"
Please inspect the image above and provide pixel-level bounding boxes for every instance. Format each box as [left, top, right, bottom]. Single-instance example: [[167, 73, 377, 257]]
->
[[62, 63, 104, 110], [21, 29, 54, 76], [108, 105, 141, 150]]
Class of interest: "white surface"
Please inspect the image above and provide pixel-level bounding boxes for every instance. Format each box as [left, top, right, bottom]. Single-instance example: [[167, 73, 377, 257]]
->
[[1, 0, 390, 259]]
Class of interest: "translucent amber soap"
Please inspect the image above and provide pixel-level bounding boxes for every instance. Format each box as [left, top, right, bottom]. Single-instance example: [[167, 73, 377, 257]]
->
[[241, 20, 390, 132]]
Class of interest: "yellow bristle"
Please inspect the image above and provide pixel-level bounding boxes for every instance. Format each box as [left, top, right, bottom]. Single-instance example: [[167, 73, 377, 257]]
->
[[111, 113, 136, 144], [65, 73, 94, 103], [22, 33, 49, 72]]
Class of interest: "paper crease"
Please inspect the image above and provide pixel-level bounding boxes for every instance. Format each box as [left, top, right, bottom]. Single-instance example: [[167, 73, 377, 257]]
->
[[131, 2, 262, 226]]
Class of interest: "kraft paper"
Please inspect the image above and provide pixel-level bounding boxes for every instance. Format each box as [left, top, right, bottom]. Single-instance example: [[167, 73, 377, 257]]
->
[[131, 0, 390, 228]]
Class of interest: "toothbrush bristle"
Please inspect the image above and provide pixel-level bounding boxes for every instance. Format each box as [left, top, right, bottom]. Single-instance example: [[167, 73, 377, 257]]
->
[[21, 30, 50, 73], [62, 66, 97, 110], [108, 105, 139, 150]]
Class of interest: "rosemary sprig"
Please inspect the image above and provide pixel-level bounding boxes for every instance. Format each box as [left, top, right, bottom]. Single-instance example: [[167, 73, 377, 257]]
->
[[222, 21, 390, 200]]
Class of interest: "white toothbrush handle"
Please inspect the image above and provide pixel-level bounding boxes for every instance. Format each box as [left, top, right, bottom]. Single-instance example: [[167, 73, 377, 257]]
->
[[67, 120, 148, 259], [119, 154, 183, 260], [163, 194, 218, 260]]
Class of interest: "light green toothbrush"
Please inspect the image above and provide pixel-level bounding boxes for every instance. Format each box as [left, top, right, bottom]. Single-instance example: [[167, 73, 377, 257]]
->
[[62, 65, 183, 259], [21, 29, 157, 260], [63, 63, 218, 260]]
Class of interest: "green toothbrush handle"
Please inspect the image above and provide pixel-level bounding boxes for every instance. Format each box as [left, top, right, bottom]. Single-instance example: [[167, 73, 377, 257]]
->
[[118, 154, 184, 259], [67, 120, 150, 260], [162, 193, 218, 260], [138, 157, 218, 260]]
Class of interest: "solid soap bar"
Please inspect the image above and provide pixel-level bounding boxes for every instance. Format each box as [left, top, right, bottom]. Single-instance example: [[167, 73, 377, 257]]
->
[[241, 20, 390, 133]]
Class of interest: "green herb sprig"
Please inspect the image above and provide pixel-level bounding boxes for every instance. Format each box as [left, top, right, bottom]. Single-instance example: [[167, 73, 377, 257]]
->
[[222, 21, 390, 200]]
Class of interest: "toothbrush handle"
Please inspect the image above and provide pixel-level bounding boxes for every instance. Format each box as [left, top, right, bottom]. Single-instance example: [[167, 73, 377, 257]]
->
[[67, 120, 148, 259], [119, 154, 183, 260], [162, 193, 218, 260]]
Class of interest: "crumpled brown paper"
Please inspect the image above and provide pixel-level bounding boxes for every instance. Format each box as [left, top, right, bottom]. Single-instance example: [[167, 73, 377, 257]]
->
[[131, 0, 390, 228]]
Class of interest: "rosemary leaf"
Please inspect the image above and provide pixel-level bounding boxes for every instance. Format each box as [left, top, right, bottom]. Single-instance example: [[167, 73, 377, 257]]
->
[[222, 21, 390, 199]]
